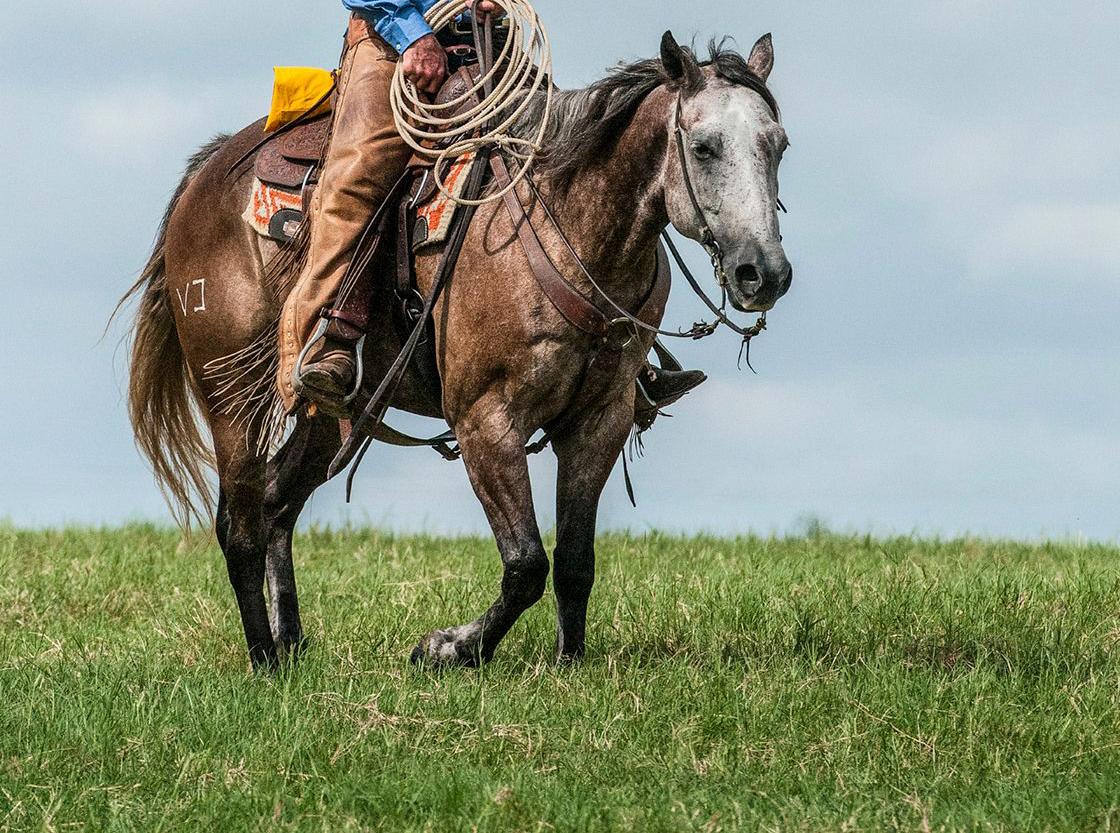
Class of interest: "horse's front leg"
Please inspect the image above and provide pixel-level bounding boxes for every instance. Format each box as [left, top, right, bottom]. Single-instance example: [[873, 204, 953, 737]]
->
[[551, 396, 635, 662], [411, 397, 549, 667]]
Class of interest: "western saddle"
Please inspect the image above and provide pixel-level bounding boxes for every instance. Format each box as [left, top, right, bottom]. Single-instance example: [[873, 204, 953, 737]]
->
[[251, 64, 490, 243]]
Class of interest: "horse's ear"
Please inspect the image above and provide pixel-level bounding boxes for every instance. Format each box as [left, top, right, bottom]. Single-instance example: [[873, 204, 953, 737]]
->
[[747, 33, 774, 82], [660, 30, 701, 87]]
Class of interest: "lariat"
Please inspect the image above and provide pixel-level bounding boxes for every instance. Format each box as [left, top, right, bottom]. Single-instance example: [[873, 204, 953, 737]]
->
[[389, 0, 553, 205]]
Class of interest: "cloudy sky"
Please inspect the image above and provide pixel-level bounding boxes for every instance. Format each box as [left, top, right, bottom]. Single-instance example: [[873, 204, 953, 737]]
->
[[1, 1, 1117, 539]]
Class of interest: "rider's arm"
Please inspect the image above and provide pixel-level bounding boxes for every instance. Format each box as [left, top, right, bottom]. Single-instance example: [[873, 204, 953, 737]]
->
[[341, 0, 435, 55]]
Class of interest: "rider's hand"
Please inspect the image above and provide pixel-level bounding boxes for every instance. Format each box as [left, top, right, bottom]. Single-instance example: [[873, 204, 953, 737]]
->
[[402, 34, 448, 95], [467, 0, 505, 18]]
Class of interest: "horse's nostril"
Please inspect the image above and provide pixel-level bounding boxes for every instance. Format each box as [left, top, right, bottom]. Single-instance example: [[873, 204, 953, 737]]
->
[[735, 263, 763, 289]]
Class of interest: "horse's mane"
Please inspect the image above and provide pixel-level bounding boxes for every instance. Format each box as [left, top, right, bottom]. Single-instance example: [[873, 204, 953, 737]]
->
[[517, 39, 779, 194]]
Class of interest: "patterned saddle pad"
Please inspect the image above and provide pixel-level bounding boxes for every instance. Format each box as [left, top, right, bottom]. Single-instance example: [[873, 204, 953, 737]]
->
[[243, 151, 481, 248], [243, 179, 304, 243], [411, 152, 480, 250]]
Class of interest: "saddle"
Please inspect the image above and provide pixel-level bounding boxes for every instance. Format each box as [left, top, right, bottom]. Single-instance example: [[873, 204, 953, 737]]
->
[[248, 68, 480, 245], [236, 115, 329, 243], [254, 115, 331, 191]]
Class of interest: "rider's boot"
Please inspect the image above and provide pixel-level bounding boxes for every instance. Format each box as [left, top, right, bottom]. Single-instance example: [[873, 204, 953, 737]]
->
[[638, 364, 707, 408], [297, 336, 357, 400], [291, 303, 369, 416]]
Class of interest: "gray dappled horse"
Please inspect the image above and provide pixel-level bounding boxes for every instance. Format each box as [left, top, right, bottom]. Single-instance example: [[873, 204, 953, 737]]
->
[[121, 32, 791, 670]]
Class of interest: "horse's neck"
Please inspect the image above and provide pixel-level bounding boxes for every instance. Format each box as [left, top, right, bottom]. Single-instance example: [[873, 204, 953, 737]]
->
[[544, 89, 672, 308]]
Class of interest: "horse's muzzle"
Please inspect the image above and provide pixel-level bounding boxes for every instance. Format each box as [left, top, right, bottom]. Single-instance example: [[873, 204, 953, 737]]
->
[[730, 248, 792, 312]]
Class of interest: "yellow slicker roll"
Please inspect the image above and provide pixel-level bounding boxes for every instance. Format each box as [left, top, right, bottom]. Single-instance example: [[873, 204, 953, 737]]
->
[[265, 67, 335, 132]]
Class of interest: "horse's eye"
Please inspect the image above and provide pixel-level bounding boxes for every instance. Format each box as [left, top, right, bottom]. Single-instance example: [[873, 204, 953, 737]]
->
[[691, 142, 718, 162]]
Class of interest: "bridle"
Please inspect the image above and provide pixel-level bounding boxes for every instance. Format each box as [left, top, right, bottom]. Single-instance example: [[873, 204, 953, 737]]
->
[[663, 82, 786, 363], [523, 81, 785, 367], [671, 92, 730, 291]]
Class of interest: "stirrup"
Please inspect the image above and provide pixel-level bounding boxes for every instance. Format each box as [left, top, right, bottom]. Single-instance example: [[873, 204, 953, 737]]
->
[[291, 317, 366, 408]]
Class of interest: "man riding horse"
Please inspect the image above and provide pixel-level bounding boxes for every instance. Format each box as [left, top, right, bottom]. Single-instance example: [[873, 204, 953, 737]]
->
[[122, 1, 791, 668], [280, 0, 705, 415]]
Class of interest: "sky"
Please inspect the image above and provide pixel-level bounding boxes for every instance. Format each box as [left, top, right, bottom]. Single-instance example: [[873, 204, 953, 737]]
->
[[1, 1, 1117, 540]]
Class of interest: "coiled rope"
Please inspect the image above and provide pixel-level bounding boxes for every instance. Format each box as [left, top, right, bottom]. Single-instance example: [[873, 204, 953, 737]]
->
[[389, 0, 553, 205]]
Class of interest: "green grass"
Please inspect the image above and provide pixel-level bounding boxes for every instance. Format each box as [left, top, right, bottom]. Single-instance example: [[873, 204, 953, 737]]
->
[[1, 526, 1119, 832]]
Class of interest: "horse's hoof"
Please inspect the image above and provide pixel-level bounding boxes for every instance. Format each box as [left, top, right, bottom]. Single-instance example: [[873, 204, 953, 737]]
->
[[410, 628, 483, 669]]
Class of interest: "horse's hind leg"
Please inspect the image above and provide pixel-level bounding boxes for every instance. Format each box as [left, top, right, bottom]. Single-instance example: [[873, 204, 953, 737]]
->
[[412, 400, 549, 667], [212, 419, 276, 670], [262, 414, 341, 658], [551, 399, 634, 662]]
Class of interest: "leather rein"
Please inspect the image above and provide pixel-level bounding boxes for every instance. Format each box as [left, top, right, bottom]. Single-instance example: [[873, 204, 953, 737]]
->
[[510, 87, 782, 361]]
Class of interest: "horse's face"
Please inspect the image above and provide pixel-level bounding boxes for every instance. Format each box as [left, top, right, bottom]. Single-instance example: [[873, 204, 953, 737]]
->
[[661, 33, 791, 312]]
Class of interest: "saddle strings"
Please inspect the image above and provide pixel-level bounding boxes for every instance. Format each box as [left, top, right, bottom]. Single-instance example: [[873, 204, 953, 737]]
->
[[389, 0, 553, 205]]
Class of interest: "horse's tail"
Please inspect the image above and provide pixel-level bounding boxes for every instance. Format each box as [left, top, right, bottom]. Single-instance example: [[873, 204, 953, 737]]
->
[[114, 136, 230, 530]]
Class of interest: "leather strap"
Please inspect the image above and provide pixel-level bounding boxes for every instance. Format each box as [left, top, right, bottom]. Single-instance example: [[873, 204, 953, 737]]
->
[[672, 94, 720, 259], [395, 193, 413, 300], [320, 308, 367, 342], [635, 243, 671, 331], [491, 153, 671, 339], [534, 256, 661, 451], [487, 147, 672, 451], [329, 147, 494, 483], [489, 155, 610, 337]]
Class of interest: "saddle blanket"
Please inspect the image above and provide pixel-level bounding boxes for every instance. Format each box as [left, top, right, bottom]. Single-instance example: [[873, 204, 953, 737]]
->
[[242, 178, 304, 242], [413, 152, 478, 250], [242, 151, 480, 246]]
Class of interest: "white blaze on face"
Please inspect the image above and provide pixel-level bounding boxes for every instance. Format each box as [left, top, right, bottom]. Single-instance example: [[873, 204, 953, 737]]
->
[[667, 81, 788, 261], [655, 32, 790, 311]]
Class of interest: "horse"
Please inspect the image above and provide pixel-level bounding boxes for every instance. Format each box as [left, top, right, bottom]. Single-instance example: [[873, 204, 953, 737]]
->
[[119, 31, 792, 671]]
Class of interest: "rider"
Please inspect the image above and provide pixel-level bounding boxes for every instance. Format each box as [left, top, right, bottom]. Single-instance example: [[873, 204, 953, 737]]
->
[[279, 0, 705, 413]]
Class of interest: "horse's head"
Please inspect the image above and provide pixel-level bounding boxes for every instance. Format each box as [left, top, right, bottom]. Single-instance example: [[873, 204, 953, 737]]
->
[[659, 32, 791, 313]]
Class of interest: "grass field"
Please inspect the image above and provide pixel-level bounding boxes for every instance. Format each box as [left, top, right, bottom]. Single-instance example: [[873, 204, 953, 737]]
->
[[1, 526, 1119, 831]]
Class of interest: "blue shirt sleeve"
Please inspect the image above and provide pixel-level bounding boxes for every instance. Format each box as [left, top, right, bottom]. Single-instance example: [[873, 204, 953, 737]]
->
[[341, 0, 435, 55]]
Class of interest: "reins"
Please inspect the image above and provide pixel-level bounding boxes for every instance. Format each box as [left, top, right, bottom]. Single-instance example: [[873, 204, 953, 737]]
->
[[524, 175, 762, 343], [514, 86, 782, 366]]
